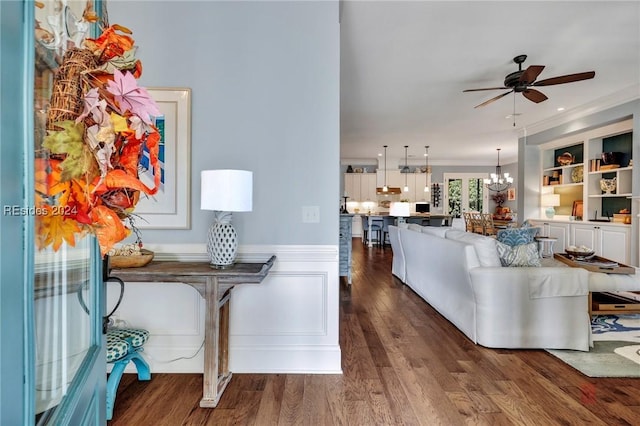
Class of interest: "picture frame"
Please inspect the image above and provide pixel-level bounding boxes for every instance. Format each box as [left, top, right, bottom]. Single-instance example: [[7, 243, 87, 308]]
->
[[507, 187, 516, 201], [572, 200, 584, 220], [135, 87, 192, 229]]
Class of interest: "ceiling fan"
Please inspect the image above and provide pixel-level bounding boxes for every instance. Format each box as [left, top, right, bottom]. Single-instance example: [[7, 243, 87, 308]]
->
[[463, 55, 595, 108]]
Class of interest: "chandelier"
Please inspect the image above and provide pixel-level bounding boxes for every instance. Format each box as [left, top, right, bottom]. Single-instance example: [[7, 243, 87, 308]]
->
[[484, 148, 513, 192]]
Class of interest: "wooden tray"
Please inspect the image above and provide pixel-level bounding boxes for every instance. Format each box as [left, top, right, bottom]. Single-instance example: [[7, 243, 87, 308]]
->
[[592, 292, 640, 314], [554, 253, 635, 274]]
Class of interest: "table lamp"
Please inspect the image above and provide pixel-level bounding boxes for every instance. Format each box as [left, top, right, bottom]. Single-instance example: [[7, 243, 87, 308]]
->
[[200, 170, 253, 268], [541, 193, 560, 219], [390, 202, 411, 224]]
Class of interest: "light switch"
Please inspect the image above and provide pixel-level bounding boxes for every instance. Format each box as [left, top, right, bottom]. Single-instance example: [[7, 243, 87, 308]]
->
[[302, 206, 320, 223]]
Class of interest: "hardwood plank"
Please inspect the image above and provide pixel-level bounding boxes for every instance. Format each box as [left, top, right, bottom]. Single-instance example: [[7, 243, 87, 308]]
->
[[107, 240, 640, 425]]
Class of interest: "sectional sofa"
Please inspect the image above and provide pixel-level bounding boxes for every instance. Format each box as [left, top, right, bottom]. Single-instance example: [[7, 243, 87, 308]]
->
[[389, 224, 595, 351]]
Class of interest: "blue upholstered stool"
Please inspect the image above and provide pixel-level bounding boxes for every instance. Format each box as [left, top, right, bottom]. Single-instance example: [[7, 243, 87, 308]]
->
[[106, 328, 151, 420]]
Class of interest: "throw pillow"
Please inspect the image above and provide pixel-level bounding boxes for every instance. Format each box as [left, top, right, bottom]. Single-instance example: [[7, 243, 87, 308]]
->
[[497, 227, 540, 246], [496, 241, 541, 267], [445, 229, 502, 267]]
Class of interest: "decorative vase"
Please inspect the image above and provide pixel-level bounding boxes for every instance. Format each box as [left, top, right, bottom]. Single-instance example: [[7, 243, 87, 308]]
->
[[600, 177, 617, 194]]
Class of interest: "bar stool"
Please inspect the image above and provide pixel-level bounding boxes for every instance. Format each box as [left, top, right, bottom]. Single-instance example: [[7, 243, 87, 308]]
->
[[362, 216, 382, 246], [370, 217, 384, 247]]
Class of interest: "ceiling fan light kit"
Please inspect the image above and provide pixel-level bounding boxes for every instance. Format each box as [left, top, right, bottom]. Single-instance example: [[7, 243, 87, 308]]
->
[[463, 54, 596, 109]]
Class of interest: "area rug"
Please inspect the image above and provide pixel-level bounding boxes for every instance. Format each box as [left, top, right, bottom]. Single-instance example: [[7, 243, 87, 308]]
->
[[545, 314, 640, 377]]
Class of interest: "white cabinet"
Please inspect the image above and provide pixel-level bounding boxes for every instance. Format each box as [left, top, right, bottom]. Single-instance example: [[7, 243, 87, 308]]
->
[[360, 173, 377, 201], [403, 173, 430, 202], [344, 174, 360, 201], [530, 220, 630, 264], [571, 223, 630, 264], [344, 173, 377, 202], [351, 215, 363, 237]]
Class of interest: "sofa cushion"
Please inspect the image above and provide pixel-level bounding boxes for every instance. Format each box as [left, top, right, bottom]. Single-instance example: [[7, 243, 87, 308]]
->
[[496, 241, 541, 267], [445, 229, 501, 267], [421, 226, 449, 238], [497, 227, 540, 246], [407, 223, 423, 232]]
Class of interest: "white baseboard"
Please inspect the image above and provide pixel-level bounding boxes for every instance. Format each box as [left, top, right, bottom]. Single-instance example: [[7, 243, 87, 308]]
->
[[231, 345, 342, 374]]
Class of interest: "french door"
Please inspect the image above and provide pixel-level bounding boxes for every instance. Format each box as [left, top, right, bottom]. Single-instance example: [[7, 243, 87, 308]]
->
[[1, 1, 106, 424], [443, 173, 489, 218]]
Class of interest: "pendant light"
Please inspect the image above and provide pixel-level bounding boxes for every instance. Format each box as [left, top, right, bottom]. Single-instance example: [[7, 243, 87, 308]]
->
[[424, 145, 430, 192], [383, 145, 388, 192], [403, 145, 409, 192]]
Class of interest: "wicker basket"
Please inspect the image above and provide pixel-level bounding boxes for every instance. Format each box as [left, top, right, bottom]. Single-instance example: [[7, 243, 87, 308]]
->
[[47, 48, 98, 130], [109, 249, 154, 269]]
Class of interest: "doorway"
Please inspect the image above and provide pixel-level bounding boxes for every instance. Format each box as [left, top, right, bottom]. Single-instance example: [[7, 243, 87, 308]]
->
[[443, 173, 489, 218]]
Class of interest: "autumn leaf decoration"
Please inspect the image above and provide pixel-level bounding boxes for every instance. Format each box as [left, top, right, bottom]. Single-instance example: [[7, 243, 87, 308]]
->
[[37, 24, 162, 256]]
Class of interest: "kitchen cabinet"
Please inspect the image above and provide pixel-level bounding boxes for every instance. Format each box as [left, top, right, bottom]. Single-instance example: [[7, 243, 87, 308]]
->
[[360, 173, 377, 201], [343, 173, 377, 202], [402, 173, 430, 203], [344, 173, 360, 201]]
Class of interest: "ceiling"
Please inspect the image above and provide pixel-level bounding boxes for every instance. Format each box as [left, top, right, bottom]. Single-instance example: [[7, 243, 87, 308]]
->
[[339, 1, 640, 167]]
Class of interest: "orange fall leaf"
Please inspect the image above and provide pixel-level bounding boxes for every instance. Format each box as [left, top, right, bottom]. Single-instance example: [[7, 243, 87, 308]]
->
[[90, 205, 129, 256]]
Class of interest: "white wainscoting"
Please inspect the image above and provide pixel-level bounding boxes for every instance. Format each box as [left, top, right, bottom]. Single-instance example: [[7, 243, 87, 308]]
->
[[106, 244, 342, 374]]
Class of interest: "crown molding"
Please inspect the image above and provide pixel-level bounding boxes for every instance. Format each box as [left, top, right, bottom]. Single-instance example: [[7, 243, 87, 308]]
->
[[519, 84, 640, 139]]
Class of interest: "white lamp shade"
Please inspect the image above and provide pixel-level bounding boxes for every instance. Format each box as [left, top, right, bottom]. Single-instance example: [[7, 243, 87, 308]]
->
[[389, 202, 411, 217], [200, 169, 253, 212], [541, 194, 560, 207]]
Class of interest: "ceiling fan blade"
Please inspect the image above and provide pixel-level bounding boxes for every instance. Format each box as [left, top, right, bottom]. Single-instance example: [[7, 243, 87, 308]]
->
[[474, 91, 512, 108], [533, 71, 595, 86], [519, 65, 545, 84], [463, 87, 508, 92], [522, 89, 548, 103]]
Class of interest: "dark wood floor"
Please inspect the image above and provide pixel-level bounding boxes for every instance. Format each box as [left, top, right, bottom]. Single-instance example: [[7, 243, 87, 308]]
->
[[109, 239, 640, 425]]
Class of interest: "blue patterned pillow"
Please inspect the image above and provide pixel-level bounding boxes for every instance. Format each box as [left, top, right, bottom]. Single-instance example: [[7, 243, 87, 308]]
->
[[496, 241, 541, 267], [497, 227, 540, 246]]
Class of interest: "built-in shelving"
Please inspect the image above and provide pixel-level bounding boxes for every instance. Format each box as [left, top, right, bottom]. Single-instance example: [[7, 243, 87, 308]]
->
[[539, 120, 633, 222]]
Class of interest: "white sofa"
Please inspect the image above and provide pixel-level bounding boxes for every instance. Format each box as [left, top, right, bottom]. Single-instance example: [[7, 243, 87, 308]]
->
[[389, 224, 596, 351]]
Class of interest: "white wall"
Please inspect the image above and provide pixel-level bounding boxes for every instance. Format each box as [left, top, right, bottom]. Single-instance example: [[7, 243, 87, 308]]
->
[[108, 1, 341, 373]]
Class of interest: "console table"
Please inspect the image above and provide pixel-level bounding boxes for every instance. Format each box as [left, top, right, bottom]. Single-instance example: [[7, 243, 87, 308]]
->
[[111, 255, 276, 408]]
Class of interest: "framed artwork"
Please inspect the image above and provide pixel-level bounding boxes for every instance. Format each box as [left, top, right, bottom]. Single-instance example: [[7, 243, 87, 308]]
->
[[507, 187, 516, 201], [572, 200, 584, 219], [135, 87, 192, 229]]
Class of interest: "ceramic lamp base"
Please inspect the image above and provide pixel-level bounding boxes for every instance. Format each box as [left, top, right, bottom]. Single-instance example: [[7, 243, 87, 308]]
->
[[207, 212, 238, 269], [545, 207, 556, 219]]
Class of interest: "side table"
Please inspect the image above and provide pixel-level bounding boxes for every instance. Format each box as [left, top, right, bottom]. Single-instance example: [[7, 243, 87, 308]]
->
[[534, 236, 557, 258]]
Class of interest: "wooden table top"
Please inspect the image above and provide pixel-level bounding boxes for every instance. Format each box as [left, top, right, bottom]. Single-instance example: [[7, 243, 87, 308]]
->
[[111, 255, 276, 285]]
